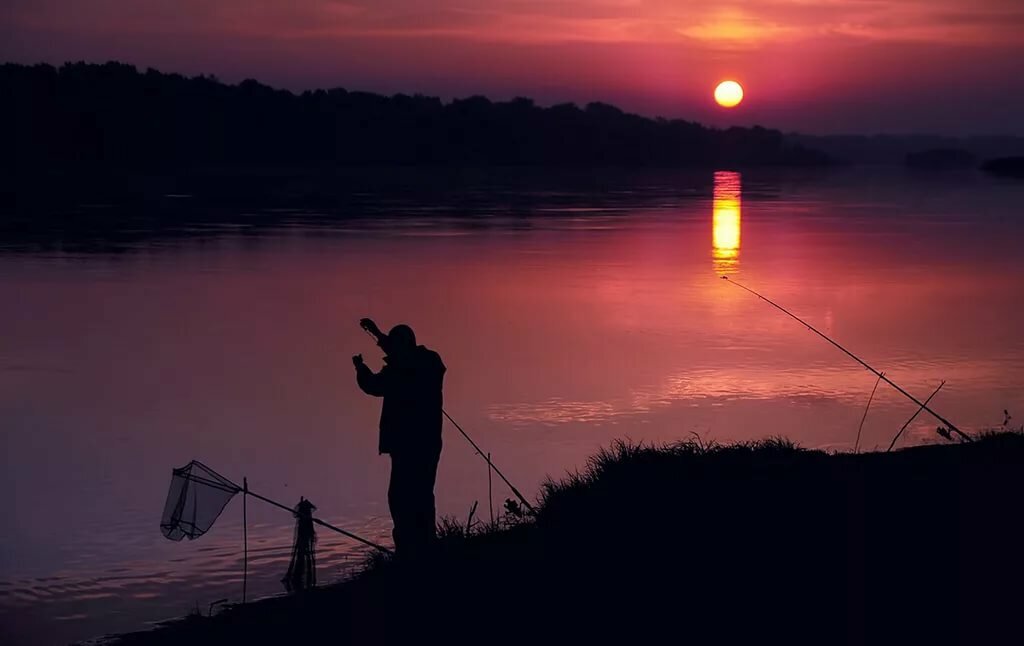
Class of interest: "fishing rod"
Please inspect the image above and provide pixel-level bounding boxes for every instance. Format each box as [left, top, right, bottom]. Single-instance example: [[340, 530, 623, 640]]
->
[[362, 326, 535, 513], [442, 409, 535, 513], [721, 276, 971, 443], [243, 485, 392, 553]]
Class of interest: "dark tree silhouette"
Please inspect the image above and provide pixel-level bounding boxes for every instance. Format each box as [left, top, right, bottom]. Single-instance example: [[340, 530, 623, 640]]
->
[[0, 61, 831, 169]]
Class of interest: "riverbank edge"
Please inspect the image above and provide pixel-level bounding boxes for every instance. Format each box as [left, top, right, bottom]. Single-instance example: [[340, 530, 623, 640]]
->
[[105, 430, 1024, 646]]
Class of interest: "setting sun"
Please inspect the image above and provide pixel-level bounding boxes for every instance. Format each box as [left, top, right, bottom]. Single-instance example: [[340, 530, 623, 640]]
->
[[714, 80, 744, 108]]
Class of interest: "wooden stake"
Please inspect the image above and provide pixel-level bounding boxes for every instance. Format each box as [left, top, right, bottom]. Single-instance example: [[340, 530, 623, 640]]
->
[[242, 477, 248, 604], [467, 500, 478, 534], [487, 452, 494, 525], [854, 373, 883, 454]]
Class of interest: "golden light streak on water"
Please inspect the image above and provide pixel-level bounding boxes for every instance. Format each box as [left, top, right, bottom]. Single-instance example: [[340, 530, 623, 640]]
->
[[712, 170, 741, 274]]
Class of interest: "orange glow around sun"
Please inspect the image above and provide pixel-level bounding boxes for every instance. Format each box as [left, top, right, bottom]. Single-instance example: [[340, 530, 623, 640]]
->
[[714, 81, 744, 108]]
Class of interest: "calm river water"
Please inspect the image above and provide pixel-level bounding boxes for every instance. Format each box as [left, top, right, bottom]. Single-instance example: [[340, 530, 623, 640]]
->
[[2, 168, 1023, 644]]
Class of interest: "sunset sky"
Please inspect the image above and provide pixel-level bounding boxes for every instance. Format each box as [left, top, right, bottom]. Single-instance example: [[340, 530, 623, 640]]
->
[[3, 0, 1023, 134]]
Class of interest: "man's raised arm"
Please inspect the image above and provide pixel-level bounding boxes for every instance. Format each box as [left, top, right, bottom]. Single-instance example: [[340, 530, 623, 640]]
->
[[360, 318, 388, 346]]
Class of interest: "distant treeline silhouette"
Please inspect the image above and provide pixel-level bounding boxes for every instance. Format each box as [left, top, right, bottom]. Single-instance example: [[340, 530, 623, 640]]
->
[[790, 133, 1024, 166], [982, 156, 1024, 178], [1, 61, 830, 168]]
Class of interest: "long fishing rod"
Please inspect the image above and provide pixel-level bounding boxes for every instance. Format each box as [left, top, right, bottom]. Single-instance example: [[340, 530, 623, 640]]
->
[[178, 469, 392, 553], [242, 485, 393, 553], [721, 276, 971, 443], [361, 327, 535, 512]]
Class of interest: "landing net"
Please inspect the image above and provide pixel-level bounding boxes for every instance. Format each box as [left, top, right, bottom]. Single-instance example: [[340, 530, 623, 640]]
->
[[160, 460, 241, 541]]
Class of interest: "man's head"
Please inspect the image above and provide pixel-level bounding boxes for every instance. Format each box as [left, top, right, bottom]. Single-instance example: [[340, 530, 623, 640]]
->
[[383, 324, 416, 356]]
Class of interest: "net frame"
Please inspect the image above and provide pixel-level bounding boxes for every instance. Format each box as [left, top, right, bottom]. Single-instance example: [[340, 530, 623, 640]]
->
[[160, 460, 242, 541]]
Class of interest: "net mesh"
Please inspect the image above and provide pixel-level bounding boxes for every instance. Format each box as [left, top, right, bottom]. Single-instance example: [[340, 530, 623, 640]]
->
[[283, 498, 317, 592], [160, 460, 240, 541]]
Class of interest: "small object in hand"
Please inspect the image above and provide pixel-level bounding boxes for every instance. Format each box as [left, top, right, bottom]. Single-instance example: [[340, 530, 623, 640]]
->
[[359, 318, 379, 334]]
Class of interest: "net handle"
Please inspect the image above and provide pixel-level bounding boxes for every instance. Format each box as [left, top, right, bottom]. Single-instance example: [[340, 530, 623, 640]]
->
[[177, 469, 393, 554]]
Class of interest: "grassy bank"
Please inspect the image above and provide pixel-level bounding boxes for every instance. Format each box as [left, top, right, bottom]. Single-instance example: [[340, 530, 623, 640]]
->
[[113, 433, 1024, 645]]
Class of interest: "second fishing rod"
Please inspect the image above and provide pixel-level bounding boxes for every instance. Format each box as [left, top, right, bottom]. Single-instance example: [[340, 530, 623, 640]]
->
[[721, 276, 971, 443]]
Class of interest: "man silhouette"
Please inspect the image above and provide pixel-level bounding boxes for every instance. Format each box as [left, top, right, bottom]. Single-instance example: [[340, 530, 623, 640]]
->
[[354, 319, 446, 556]]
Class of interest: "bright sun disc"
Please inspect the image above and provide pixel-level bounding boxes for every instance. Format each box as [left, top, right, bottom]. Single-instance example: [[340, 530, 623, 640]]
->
[[714, 81, 744, 108]]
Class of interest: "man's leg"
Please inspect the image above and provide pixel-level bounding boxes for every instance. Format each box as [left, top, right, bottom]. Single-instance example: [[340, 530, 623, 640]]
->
[[410, 447, 441, 550], [388, 454, 409, 553]]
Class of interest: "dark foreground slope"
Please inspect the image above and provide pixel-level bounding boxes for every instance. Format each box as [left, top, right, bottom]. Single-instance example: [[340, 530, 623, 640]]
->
[[114, 434, 1024, 646]]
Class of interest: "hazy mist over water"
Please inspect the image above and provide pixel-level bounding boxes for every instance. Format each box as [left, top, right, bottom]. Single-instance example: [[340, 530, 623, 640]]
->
[[2, 168, 1023, 644]]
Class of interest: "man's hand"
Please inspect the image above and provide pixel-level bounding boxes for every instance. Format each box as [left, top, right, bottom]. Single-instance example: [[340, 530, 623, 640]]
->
[[360, 318, 383, 338], [352, 354, 364, 368]]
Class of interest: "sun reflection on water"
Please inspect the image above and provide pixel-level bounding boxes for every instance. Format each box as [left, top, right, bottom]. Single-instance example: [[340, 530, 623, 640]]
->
[[712, 170, 741, 274]]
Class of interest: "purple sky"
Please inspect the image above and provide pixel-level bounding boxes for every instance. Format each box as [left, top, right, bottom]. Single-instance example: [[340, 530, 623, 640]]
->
[[2, 0, 1023, 134]]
